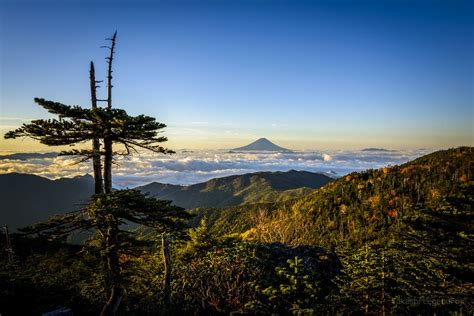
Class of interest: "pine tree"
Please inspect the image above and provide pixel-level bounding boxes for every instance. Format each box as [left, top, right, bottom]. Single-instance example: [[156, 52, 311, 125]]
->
[[4, 32, 174, 176], [4, 32, 186, 316], [335, 242, 387, 314], [20, 189, 192, 314], [183, 217, 214, 254]]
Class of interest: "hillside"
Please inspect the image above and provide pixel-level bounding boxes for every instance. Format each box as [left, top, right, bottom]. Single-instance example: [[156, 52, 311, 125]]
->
[[0, 173, 94, 230], [0, 170, 332, 230], [139, 170, 333, 209], [200, 147, 473, 247], [190, 147, 473, 313]]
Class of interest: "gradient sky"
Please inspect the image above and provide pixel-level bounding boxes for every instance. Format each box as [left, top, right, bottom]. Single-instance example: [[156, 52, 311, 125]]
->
[[0, 0, 472, 151]]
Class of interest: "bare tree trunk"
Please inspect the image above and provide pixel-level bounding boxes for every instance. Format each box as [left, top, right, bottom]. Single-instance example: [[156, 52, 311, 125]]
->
[[4, 225, 13, 262], [162, 233, 172, 305], [103, 139, 113, 194], [381, 250, 385, 316], [100, 217, 122, 316], [89, 61, 104, 194], [100, 32, 121, 316], [103, 31, 117, 194], [106, 31, 117, 111]]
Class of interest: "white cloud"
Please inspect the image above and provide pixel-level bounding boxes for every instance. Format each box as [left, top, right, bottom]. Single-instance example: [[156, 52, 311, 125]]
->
[[0, 149, 432, 187], [322, 153, 332, 161]]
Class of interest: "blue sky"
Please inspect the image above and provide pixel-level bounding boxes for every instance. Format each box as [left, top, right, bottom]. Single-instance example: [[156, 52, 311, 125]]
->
[[1, 0, 472, 151]]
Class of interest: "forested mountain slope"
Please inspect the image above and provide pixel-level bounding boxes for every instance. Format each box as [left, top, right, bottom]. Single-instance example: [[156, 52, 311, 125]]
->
[[200, 147, 472, 248], [197, 147, 473, 313], [0, 170, 331, 231], [139, 170, 332, 209]]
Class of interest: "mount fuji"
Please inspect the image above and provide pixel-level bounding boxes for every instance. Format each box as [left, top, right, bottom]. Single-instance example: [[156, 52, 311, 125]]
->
[[232, 138, 291, 152]]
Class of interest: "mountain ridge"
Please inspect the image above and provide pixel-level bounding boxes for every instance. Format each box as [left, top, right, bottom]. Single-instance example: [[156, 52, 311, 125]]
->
[[361, 148, 397, 152], [198, 147, 473, 248], [0, 170, 333, 229], [232, 137, 291, 152], [0, 152, 58, 160], [138, 170, 332, 209], [0, 173, 94, 230]]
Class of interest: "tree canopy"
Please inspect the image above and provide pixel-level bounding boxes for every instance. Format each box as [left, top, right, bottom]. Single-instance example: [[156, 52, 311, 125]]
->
[[4, 98, 174, 158]]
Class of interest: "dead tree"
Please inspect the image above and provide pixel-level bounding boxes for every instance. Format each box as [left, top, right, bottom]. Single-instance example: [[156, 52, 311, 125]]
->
[[98, 33, 123, 316], [103, 31, 117, 195], [89, 61, 104, 194]]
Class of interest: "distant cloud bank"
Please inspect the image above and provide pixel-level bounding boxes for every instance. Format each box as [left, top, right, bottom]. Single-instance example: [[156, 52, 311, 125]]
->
[[322, 153, 333, 161], [0, 149, 432, 187]]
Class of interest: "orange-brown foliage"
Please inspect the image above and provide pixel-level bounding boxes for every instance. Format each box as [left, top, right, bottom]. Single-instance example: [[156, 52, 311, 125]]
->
[[388, 209, 398, 218]]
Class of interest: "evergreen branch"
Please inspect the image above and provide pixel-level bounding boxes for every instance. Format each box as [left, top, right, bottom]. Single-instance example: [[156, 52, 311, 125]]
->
[[19, 210, 93, 239]]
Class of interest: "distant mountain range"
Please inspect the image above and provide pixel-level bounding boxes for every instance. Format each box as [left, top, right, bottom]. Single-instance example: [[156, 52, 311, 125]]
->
[[232, 138, 291, 152], [0, 170, 332, 230], [0, 173, 93, 230], [361, 148, 397, 152], [0, 152, 58, 160], [138, 170, 332, 209]]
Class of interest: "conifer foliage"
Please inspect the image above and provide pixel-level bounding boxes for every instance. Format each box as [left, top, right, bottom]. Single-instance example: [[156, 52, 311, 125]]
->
[[4, 97, 173, 163]]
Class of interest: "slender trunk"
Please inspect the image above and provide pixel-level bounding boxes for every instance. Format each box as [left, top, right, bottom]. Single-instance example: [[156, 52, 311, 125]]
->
[[103, 138, 113, 194], [100, 32, 120, 315], [162, 233, 172, 305], [4, 225, 13, 262], [106, 32, 117, 111], [90, 61, 104, 194], [365, 243, 369, 314], [100, 217, 122, 316], [103, 31, 117, 194], [381, 250, 385, 316]]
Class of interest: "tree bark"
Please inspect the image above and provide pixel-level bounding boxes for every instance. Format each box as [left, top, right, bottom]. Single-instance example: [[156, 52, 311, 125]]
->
[[103, 137, 113, 194], [100, 217, 122, 316], [89, 61, 104, 194], [103, 31, 117, 194], [106, 31, 117, 111], [100, 32, 121, 315], [162, 233, 172, 305], [4, 225, 13, 262]]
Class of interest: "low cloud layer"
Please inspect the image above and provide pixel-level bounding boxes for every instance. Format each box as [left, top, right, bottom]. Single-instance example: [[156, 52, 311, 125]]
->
[[0, 149, 432, 187]]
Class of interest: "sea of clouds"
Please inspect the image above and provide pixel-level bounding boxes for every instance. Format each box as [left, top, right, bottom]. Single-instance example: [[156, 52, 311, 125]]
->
[[0, 149, 433, 188]]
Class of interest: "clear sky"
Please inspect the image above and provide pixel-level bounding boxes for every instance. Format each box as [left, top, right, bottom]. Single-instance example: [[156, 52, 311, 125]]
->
[[0, 0, 472, 151]]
